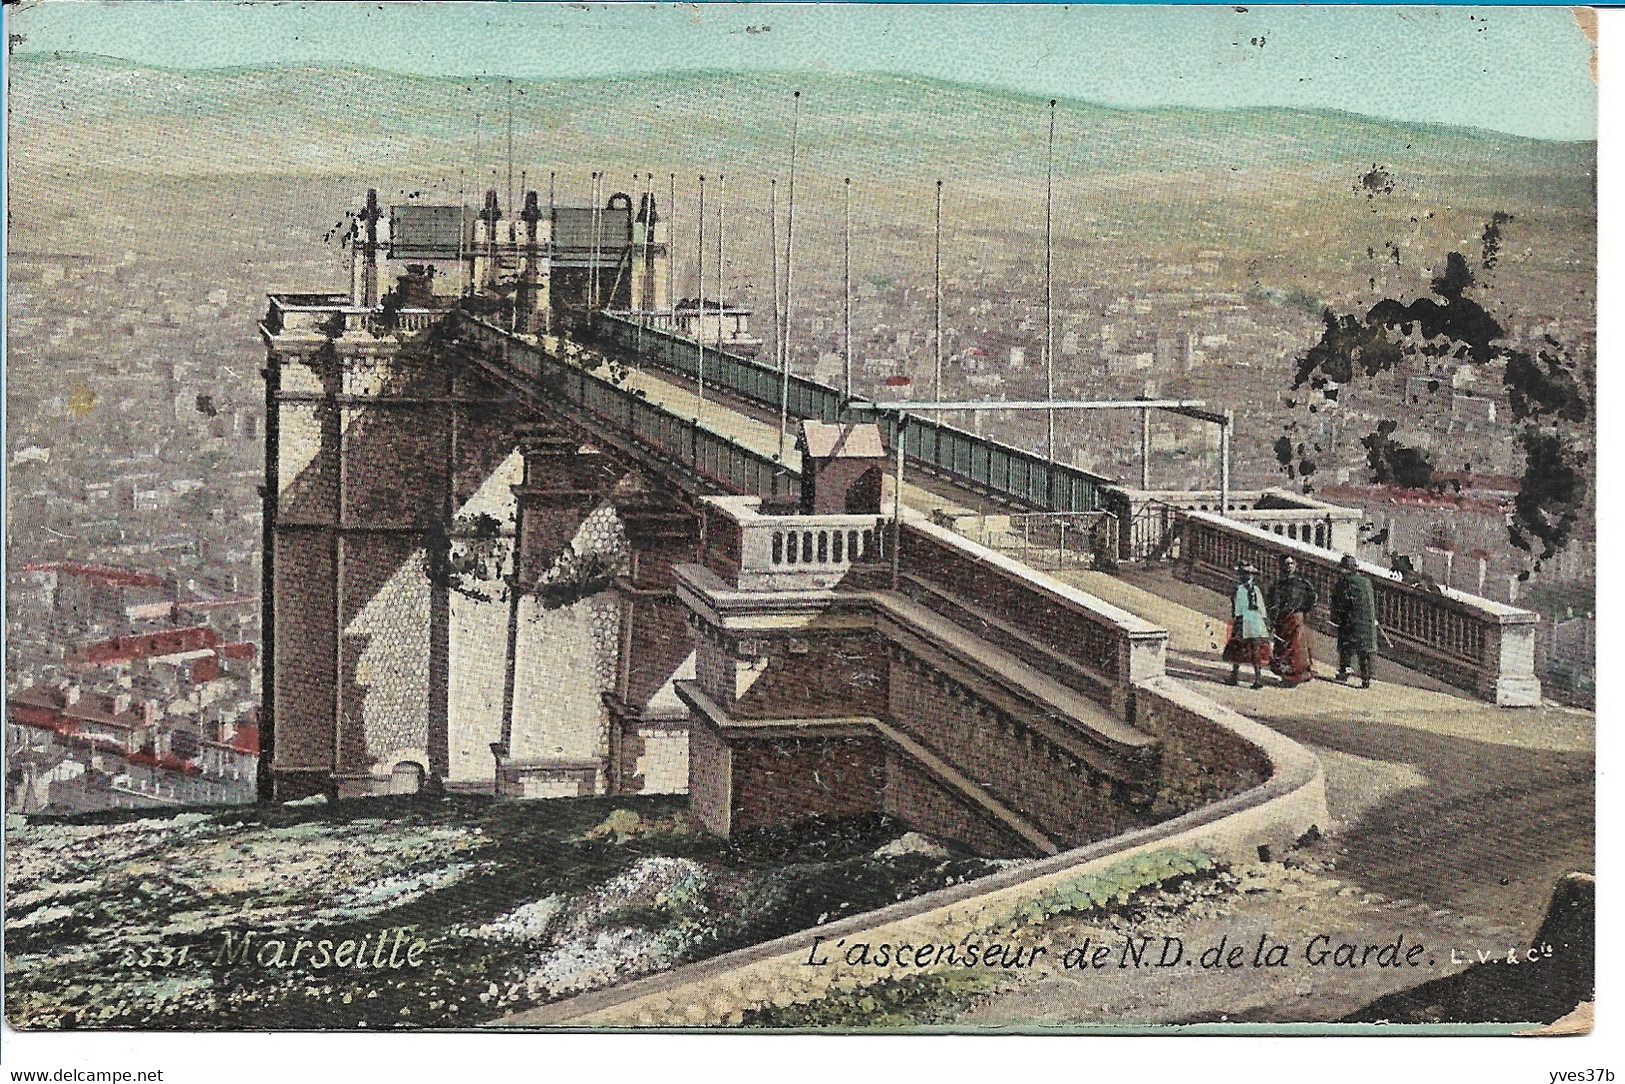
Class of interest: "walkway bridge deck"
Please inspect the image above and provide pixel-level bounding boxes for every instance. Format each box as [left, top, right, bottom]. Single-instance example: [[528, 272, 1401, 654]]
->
[[453, 310, 1546, 711]]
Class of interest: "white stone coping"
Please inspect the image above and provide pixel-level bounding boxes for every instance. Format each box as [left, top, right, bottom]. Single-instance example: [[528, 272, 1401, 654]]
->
[[675, 681, 1060, 856], [702, 494, 885, 532], [1108, 485, 1357, 515], [904, 518, 1165, 640], [673, 562, 1155, 758]]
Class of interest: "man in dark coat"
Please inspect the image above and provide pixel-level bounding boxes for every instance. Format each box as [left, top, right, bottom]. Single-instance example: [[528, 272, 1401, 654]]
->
[[1330, 554, 1379, 688], [1267, 555, 1318, 687]]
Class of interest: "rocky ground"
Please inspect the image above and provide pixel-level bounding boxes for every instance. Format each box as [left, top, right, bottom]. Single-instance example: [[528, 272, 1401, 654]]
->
[[4, 797, 1008, 1029]]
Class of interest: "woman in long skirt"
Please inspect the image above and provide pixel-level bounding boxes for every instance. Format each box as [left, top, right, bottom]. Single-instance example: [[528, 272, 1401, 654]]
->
[[1224, 562, 1273, 689], [1267, 555, 1318, 686]]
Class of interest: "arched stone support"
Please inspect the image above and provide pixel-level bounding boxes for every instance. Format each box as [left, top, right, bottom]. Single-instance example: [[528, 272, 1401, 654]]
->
[[603, 482, 703, 795]]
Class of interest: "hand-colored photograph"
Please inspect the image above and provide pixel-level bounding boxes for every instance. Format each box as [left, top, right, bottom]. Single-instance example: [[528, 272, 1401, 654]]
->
[[3, 1, 1596, 1034]]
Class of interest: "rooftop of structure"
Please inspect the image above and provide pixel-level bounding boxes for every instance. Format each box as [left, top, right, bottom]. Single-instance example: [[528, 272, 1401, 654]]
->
[[799, 421, 885, 460]]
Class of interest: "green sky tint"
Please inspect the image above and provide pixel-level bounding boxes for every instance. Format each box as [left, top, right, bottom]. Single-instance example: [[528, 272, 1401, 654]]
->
[[7, 2, 1598, 141]]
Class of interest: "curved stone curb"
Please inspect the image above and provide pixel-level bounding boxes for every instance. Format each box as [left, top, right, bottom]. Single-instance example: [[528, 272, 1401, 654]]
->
[[492, 675, 1326, 1028]]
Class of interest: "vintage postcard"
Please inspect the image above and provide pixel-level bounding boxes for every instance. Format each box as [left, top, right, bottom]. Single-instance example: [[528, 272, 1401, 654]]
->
[[2, 1, 1597, 1039]]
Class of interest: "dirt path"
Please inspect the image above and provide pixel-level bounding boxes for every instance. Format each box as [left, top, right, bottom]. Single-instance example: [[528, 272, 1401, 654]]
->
[[958, 568, 1593, 1027]]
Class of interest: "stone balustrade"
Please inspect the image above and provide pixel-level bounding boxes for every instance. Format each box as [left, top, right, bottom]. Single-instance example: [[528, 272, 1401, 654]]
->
[[1234, 505, 1356, 550], [1177, 510, 1541, 706], [1103, 486, 1361, 561], [699, 495, 887, 591], [263, 294, 447, 341]]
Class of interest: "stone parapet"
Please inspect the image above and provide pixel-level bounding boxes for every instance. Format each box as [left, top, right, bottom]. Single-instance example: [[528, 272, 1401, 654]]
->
[[898, 519, 1167, 713], [1103, 485, 1362, 561], [1177, 510, 1541, 706]]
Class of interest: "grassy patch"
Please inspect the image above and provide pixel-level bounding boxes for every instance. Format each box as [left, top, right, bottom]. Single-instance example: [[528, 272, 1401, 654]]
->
[[736, 848, 1222, 1030]]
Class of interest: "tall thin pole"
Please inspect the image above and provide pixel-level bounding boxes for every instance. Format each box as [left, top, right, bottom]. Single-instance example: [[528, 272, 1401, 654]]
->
[[667, 173, 676, 326], [780, 91, 802, 462], [769, 178, 784, 461], [546, 170, 556, 334], [697, 175, 707, 407], [512, 167, 527, 332], [457, 168, 468, 297], [590, 171, 602, 311], [505, 81, 515, 239], [843, 177, 853, 400], [473, 109, 483, 293], [891, 415, 907, 590], [636, 173, 649, 360], [1220, 410, 1233, 518], [1045, 99, 1057, 463], [489, 169, 501, 291], [717, 173, 727, 350], [642, 171, 655, 321], [1140, 407, 1151, 490], [934, 179, 944, 402]]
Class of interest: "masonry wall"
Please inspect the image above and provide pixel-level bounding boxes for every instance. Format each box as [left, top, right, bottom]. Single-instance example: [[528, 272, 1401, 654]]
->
[[445, 439, 526, 786], [686, 718, 732, 835], [886, 649, 1150, 848], [882, 750, 1032, 857], [1131, 678, 1271, 818], [702, 515, 744, 586], [621, 597, 694, 710], [339, 533, 432, 785], [900, 525, 1124, 698], [731, 630, 890, 720], [615, 724, 690, 795], [270, 532, 334, 777], [507, 505, 627, 773], [727, 736, 886, 833]]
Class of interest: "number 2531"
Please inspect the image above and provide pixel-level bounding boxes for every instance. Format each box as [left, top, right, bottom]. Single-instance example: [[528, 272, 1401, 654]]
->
[[118, 944, 191, 968]]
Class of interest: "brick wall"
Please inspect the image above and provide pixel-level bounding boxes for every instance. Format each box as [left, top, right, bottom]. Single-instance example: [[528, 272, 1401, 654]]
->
[[694, 623, 735, 709], [702, 515, 743, 585], [882, 749, 1032, 856], [732, 631, 890, 720], [686, 719, 731, 835], [1131, 678, 1270, 818], [271, 532, 335, 773], [728, 736, 886, 832], [900, 525, 1124, 690], [621, 597, 693, 709], [887, 649, 1149, 848]]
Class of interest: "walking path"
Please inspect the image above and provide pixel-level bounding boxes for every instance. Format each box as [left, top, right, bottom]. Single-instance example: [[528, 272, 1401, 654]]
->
[[958, 563, 1593, 1027]]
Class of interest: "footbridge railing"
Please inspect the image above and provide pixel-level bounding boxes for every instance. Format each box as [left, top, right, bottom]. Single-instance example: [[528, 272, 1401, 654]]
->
[[590, 312, 1114, 513], [453, 315, 797, 503], [1177, 510, 1541, 706]]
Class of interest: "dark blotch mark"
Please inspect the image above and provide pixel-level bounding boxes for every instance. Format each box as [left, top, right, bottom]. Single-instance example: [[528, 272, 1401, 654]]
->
[[1481, 210, 1514, 270], [1361, 420, 1437, 490], [1356, 164, 1396, 199]]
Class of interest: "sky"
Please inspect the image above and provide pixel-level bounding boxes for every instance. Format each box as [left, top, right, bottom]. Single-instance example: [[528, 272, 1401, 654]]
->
[[7, 3, 1599, 141]]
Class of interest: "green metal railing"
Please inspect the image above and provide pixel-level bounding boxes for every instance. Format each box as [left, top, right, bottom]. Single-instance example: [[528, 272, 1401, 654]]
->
[[453, 315, 797, 502], [590, 312, 1113, 513]]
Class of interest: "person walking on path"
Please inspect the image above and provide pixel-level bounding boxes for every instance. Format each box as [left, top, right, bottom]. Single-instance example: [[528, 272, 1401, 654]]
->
[[1330, 553, 1380, 688], [1267, 555, 1318, 687], [1224, 562, 1273, 689]]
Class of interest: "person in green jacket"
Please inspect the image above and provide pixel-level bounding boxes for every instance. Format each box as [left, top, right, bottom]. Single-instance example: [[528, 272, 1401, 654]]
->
[[1330, 554, 1380, 688]]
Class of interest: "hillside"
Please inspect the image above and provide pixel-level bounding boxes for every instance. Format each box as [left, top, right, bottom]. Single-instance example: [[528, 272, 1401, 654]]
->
[[10, 53, 1593, 192]]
